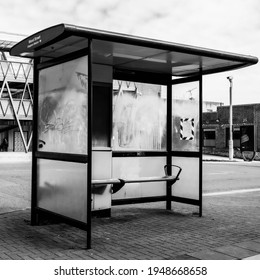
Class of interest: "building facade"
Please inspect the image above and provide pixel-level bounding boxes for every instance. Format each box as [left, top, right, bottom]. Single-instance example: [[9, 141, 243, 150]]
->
[[203, 103, 260, 156], [0, 33, 33, 152]]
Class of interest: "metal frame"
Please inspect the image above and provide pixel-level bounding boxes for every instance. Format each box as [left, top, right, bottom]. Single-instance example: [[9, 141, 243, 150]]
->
[[111, 70, 172, 206], [166, 78, 173, 210], [199, 73, 203, 216], [31, 57, 39, 225], [170, 75, 203, 215], [86, 38, 93, 248], [30, 46, 93, 248], [111, 73, 202, 210]]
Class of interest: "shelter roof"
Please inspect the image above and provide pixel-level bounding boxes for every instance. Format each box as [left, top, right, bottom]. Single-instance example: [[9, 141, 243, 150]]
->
[[10, 24, 258, 76]]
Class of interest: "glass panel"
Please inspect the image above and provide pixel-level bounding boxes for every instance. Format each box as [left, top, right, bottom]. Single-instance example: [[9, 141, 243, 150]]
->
[[112, 157, 166, 200], [172, 81, 200, 152], [37, 159, 87, 223], [92, 150, 112, 210], [172, 157, 199, 200], [113, 80, 166, 151], [38, 55, 88, 154]]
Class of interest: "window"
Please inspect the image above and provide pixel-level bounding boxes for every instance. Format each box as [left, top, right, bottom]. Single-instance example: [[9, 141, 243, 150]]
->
[[203, 129, 216, 147]]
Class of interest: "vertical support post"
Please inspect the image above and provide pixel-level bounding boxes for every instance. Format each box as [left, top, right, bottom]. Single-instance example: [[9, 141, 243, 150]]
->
[[227, 76, 233, 161], [253, 106, 257, 152], [31, 58, 39, 225], [87, 39, 93, 249], [166, 77, 172, 210], [199, 73, 203, 217]]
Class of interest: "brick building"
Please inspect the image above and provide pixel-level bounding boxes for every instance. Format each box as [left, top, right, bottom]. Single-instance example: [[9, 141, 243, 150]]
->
[[203, 103, 260, 155]]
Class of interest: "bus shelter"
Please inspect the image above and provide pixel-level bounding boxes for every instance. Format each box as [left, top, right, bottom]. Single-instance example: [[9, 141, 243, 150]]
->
[[10, 24, 258, 248]]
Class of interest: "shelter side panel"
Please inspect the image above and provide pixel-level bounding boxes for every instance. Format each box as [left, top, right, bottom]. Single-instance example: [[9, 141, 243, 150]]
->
[[171, 156, 200, 200], [37, 159, 88, 223]]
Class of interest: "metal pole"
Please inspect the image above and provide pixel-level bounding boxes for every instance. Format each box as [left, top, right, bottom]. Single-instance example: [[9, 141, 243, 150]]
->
[[87, 39, 93, 249], [166, 79, 172, 211], [227, 76, 233, 160]]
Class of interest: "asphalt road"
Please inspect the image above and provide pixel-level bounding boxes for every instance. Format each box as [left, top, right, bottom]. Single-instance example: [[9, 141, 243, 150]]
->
[[0, 161, 31, 213], [1, 160, 260, 213], [203, 161, 260, 193]]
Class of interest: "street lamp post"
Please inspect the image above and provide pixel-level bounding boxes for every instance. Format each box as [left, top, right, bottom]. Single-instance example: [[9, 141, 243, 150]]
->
[[227, 76, 233, 160]]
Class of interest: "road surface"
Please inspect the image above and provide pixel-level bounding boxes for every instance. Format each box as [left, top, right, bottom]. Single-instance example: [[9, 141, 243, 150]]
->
[[203, 161, 260, 193], [0, 161, 31, 213]]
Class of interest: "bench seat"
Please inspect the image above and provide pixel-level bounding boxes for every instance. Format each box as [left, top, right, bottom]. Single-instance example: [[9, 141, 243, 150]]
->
[[91, 165, 182, 194]]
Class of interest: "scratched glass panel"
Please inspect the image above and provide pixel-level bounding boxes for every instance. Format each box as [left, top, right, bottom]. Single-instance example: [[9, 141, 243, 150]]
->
[[38, 55, 88, 154], [172, 81, 200, 152], [112, 80, 166, 151], [37, 159, 88, 223]]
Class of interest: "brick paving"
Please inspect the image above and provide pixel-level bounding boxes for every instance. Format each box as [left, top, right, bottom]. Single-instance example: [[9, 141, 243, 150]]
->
[[0, 191, 260, 260]]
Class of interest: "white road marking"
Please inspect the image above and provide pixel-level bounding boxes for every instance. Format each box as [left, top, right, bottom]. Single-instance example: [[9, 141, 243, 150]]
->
[[207, 171, 236, 175], [203, 188, 260, 196]]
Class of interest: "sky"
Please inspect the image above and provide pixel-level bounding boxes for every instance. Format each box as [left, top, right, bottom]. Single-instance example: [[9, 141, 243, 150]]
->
[[0, 0, 259, 105]]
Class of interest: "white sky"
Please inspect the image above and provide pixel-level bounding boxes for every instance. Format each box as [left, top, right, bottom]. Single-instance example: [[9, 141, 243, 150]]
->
[[0, 0, 259, 105]]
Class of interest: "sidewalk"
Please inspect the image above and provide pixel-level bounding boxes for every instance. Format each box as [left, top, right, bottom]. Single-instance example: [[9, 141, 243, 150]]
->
[[0, 191, 260, 260], [203, 154, 260, 167], [0, 152, 250, 163], [203, 154, 243, 162], [0, 152, 31, 163]]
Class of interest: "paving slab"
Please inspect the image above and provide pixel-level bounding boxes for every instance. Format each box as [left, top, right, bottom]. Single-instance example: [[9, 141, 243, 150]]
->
[[172, 254, 200, 260], [0, 185, 260, 260], [252, 238, 260, 244], [234, 241, 260, 253], [213, 245, 256, 259], [187, 250, 235, 260]]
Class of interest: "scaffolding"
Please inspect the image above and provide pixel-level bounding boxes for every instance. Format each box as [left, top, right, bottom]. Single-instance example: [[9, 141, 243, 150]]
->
[[0, 36, 33, 152]]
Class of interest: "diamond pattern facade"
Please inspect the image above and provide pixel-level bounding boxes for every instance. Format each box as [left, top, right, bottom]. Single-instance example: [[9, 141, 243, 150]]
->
[[0, 40, 33, 152]]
